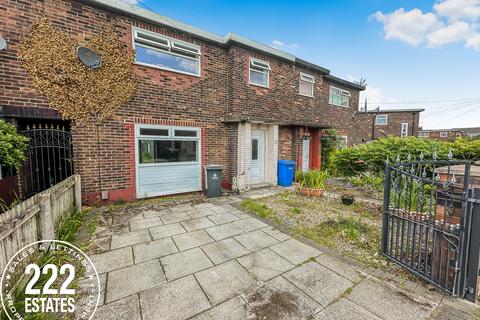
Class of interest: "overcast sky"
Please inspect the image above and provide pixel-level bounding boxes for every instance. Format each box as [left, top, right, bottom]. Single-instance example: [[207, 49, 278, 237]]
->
[[127, 0, 480, 130]]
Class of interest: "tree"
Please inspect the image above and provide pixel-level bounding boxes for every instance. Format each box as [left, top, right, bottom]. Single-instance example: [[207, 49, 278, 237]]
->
[[0, 120, 29, 168]]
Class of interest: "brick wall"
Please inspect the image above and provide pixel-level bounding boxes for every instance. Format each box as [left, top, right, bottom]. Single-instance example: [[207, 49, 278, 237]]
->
[[353, 111, 421, 143], [419, 130, 463, 141], [1, 0, 363, 202]]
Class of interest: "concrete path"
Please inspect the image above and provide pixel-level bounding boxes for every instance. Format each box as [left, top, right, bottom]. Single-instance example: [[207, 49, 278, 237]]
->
[[87, 191, 478, 320]]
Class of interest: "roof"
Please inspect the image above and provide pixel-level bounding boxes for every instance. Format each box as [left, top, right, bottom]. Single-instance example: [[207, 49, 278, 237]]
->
[[358, 108, 425, 114], [419, 128, 463, 132], [82, 0, 364, 89], [453, 127, 480, 132]]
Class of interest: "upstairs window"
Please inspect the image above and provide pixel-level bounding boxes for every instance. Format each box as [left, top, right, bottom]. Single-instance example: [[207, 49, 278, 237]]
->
[[299, 73, 314, 97], [133, 28, 201, 76], [375, 115, 388, 125], [329, 86, 350, 107], [249, 58, 270, 88]]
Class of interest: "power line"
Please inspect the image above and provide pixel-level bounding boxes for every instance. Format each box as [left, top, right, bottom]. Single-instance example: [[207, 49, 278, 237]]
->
[[368, 97, 480, 105]]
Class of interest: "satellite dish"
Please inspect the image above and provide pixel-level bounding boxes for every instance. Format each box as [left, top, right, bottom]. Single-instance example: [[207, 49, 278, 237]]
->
[[76, 46, 102, 69], [0, 36, 7, 51]]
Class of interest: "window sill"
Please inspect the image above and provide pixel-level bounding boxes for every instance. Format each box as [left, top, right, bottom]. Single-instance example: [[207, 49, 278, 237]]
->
[[249, 81, 270, 89], [299, 93, 314, 98], [328, 103, 349, 108], [134, 61, 201, 78]]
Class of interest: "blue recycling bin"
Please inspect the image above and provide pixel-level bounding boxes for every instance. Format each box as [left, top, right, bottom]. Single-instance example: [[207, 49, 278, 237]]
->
[[278, 160, 296, 187]]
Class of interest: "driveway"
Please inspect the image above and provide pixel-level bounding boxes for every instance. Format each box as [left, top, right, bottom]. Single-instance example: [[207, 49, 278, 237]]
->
[[87, 191, 477, 320]]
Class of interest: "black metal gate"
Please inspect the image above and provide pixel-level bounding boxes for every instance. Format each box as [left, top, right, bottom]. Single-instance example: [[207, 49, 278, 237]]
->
[[382, 156, 480, 300], [22, 124, 74, 197]]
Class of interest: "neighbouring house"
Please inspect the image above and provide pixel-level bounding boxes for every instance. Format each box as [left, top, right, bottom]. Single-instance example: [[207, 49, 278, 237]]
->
[[418, 129, 464, 141], [353, 108, 424, 142], [455, 127, 480, 138], [1, 0, 365, 203]]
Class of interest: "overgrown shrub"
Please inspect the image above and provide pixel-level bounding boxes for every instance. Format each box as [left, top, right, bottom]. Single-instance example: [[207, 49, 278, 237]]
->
[[320, 129, 343, 171], [329, 136, 459, 177], [349, 174, 384, 191], [0, 119, 29, 168]]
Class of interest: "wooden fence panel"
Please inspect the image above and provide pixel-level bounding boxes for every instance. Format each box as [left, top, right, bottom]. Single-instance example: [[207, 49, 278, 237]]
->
[[0, 174, 81, 269]]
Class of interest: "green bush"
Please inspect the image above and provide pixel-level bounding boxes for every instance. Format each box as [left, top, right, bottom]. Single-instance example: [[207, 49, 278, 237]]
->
[[295, 169, 329, 189], [349, 174, 384, 191], [329, 136, 455, 177], [0, 119, 29, 168]]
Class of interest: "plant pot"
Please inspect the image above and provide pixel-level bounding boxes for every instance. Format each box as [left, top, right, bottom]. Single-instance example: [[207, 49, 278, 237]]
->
[[341, 197, 355, 205], [300, 187, 324, 197]]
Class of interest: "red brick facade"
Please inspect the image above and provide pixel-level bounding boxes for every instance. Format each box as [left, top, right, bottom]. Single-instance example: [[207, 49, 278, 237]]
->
[[1, 0, 364, 203], [354, 110, 423, 143]]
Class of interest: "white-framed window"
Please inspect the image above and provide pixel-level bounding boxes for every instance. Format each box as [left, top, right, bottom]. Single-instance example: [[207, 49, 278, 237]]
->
[[329, 86, 350, 107], [418, 132, 429, 137], [375, 114, 388, 125], [440, 131, 448, 138], [249, 58, 270, 88], [401, 123, 409, 137], [137, 125, 200, 165], [132, 28, 201, 76], [299, 72, 314, 97], [338, 136, 348, 149]]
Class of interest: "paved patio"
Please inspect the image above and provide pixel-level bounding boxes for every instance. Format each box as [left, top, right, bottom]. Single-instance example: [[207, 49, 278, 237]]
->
[[87, 191, 478, 320]]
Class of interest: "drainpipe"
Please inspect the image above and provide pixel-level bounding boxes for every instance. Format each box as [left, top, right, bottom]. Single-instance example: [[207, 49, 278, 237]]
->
[[371, 107, 380, 140], [411, 112, 417, 136]]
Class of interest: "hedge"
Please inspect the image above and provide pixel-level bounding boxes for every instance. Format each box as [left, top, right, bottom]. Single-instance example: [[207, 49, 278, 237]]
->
[[329, 136, 480, 177]]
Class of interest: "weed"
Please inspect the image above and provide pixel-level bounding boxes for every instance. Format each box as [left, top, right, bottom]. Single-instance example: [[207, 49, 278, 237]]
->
[[291, 207, 302, 215], [240, 199, 273, 219]]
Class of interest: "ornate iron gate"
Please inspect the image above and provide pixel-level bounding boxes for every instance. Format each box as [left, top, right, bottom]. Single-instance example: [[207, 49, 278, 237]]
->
[[382, 156, 480, 300], [22, 124, 74, 197]]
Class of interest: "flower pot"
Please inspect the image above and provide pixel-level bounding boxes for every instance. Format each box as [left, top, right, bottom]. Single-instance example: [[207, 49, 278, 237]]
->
[[300, 187, 324, 197], [341, 197, 355, 205]]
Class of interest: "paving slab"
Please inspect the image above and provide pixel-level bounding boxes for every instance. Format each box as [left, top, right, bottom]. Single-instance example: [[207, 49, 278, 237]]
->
[[180, 217, 215, 232], [143, 209, 170, 218], [187, 208, 216, 219], [234, 229, 279, 251], [284, 262, 353, 307], [111, 229, 151, 249], [172, 229, 214, 251], [130, 217, 163, 231], [208, 212, 239, 225], [161, 212, 191, 224], [170, 204, 193, 213], [347, 277, 435, 320], [201, 238, 250, 265], [133, 238, 178, 263], [246, 275, 321, 319], [149, 223, 186, 239], [94, 295, 141, 320], [205, 223, 244, 241], [195, 260, 258, 305], [160, 247, 213, 280], [232, 217, 269, 232], [270, 238, 322, 265], [90, 246, 133, 274], [209, 205, 231, 214], [315, 254, 364, 283], [106, 259, 166, 303], [140, 275, 210, 320], [261, 226, 291, 241], [192, 296, 249, 320], [314, 298, 381, 320], [229, 209, 251, 219], [193, 203, 214, 209], [237, 248, 294, 281]]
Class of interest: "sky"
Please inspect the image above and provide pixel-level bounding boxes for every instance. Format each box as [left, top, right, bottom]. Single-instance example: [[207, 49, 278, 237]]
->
[[125, 0, 480, 130]]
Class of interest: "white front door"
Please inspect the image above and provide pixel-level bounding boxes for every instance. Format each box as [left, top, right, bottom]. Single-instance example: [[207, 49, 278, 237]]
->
[[251, 130, 265, 184], [302, 138, 310, 172]]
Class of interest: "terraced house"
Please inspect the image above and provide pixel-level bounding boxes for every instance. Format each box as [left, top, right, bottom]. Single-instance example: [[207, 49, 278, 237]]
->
[[0, 0, 365, 203]]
